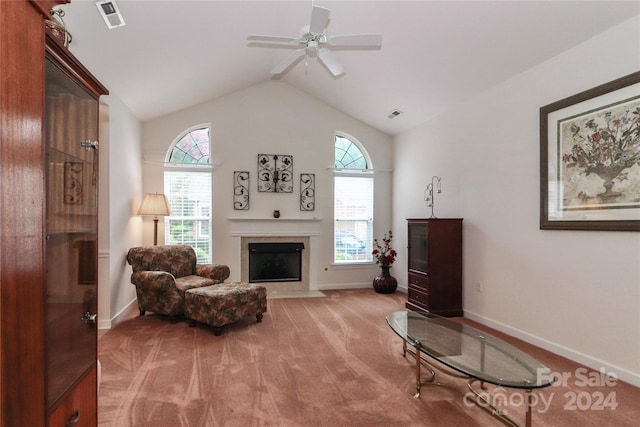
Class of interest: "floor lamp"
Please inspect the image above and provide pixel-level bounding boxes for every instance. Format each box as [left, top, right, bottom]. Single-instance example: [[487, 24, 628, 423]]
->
[[138, 193, 171, 245]]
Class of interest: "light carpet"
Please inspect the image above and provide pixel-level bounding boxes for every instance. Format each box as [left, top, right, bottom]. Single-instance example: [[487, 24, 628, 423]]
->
[[98, 289, 640, 426]]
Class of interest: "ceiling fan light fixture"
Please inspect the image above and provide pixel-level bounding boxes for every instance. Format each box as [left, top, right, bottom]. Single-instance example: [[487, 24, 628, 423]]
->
[[247, 5, 382, 78]]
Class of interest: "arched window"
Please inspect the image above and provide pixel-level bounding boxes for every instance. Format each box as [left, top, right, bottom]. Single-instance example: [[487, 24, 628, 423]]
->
[[334, 133, 373, 263], [164, 126, 212, 263], [167, 127, 210, 164], [335, 134, 367, 169]]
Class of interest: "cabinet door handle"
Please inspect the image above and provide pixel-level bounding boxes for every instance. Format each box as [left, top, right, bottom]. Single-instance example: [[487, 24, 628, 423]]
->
[[80, 140, 99, 151], [81, 312, 97, 326], [65, 410, 80, 427]]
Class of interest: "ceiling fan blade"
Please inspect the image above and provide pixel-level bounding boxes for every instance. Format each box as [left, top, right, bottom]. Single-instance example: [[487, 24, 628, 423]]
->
[[271, 49, 306, 75], [317, 48, 345, 77], [247, 35, 299, 44], [309, 6, 330, 34], [329, 34, 382, 47]]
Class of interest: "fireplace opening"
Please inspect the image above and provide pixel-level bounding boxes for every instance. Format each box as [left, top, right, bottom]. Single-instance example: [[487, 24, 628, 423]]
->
[[248, 242, 304, 283]]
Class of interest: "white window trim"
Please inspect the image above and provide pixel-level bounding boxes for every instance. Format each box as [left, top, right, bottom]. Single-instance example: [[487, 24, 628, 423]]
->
[[164, 123, 212, 164], [163, 124, 213, 263], [333, 131, 374, 265], [334, 130, 373, 172]]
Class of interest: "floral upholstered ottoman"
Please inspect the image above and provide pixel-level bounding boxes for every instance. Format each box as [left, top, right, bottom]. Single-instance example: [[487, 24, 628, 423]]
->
[[184, 282, 267, 335]]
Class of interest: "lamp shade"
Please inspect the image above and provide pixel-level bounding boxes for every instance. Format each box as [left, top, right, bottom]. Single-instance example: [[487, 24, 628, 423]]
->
[[138, 193, 170, 217]]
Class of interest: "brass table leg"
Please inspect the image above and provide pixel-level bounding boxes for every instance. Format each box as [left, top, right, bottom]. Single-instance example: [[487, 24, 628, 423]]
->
[[525, 389, 532, 427], [414, 346, 422, 398], [401, 340, 436, 398]]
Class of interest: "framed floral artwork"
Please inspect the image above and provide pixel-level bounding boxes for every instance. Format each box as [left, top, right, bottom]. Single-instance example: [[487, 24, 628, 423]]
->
[[540, 71, 640, 231]]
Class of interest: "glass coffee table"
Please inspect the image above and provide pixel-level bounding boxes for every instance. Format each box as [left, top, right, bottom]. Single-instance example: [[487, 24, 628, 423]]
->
[[386, 311, 554, 427]]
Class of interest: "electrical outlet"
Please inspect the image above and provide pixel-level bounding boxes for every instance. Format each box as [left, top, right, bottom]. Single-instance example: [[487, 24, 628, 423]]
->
[[475, 281, 483, 292]]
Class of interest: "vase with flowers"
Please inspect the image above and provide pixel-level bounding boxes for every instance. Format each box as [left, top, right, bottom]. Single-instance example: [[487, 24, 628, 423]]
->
[[371, 231, 398, 294]]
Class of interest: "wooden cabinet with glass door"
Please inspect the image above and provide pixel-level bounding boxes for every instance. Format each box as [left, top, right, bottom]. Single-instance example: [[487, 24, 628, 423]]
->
[[406, 218, 463, 317], [45, 32, 107, 425]]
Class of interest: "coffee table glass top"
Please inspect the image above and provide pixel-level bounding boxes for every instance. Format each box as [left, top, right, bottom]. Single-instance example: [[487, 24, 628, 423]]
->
[[386, 311, 554, 389]]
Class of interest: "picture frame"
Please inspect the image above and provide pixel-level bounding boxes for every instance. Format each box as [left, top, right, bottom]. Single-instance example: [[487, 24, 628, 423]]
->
[[540, 71, 640, 231]]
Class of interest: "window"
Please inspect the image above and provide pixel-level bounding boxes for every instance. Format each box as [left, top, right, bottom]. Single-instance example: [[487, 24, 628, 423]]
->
[[164, 126, 212, 263], [335, 134, 367, 169], [167, 127, 210, 164], [334, 133, 373, 263]]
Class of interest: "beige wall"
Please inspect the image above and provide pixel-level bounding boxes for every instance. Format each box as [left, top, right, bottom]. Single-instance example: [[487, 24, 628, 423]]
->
[[97, 93, 143, 328], [141, 81, 394, 288], [94, 10, 640, 387], [392, 16, 640, 386]]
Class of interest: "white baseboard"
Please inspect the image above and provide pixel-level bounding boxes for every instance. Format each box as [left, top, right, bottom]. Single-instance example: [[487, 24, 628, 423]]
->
[[317, 283, 408, 293], [98, 298, 137, 330], [97, 319, 112, 330], [318, 282, 371, 290], [464, 309, 640, 387]]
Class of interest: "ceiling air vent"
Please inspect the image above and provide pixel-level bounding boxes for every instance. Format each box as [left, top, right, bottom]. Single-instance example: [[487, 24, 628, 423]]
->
[[387, 109, 402, 119], [95, 0, 125, 29]]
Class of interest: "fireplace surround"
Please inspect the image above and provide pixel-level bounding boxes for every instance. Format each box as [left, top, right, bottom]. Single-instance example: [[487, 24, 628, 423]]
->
[[229, 217, 321, 292]]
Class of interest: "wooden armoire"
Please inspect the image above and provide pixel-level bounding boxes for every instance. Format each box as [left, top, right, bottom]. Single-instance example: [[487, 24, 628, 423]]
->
[[406, 218, 463, 317], [0, 1, 108, 425]]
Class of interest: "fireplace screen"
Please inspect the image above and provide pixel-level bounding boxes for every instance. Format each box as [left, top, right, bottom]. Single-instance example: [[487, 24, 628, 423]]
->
[[248, 242, 304, 283]]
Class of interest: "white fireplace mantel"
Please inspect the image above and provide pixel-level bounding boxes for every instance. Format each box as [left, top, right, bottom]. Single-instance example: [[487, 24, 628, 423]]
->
[[228, 217, 322, 236], [228, 217, 322, 221]]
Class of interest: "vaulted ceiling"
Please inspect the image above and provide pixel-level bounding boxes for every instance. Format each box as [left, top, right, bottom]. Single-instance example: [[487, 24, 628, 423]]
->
[[61, 1, 639, 135]]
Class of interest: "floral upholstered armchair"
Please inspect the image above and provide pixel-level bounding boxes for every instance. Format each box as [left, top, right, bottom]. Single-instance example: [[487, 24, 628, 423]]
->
[[126, 245, 230, 319]]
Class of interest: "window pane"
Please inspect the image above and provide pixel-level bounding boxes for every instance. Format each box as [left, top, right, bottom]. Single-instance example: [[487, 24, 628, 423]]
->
[[334, 176, 373, 263], [335, 135, 367, 169], [164, 171, 212, 263], [169, 128, 210, 164]]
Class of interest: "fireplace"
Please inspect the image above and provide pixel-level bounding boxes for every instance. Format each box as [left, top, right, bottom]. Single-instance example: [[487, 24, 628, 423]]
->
[[248, 242, 304, 283], [231, 218, 320, 291]]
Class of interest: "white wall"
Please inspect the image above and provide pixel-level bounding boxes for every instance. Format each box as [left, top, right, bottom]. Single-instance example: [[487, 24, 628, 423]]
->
[[141, 81, 393, 288], [97, 93, 143, 328], [393, 16, 640, 386]]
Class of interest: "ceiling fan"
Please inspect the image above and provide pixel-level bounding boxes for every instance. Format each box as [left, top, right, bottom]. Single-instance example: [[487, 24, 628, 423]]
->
[[247, 5, 382, 77]]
